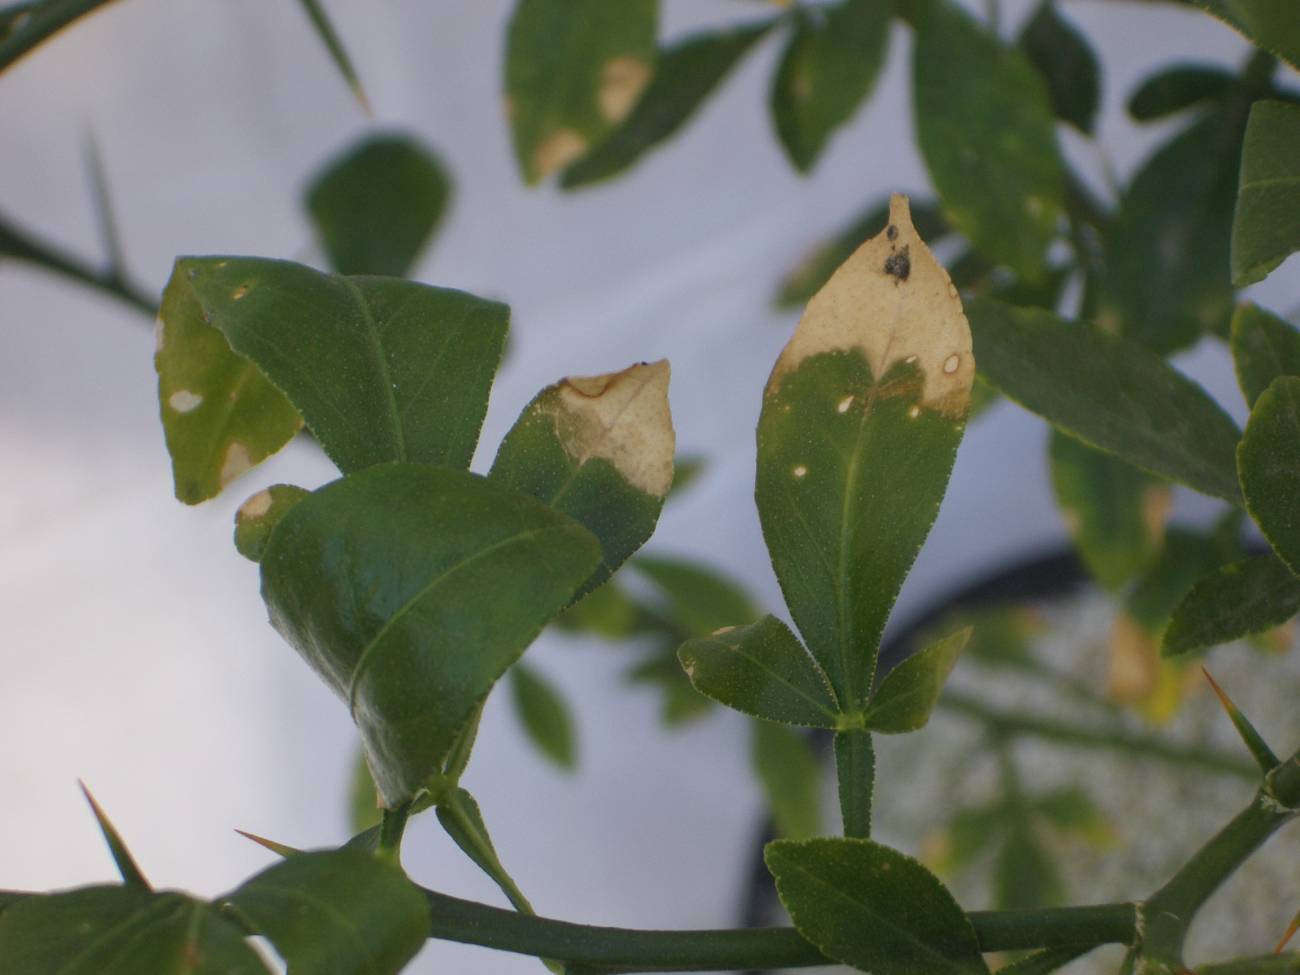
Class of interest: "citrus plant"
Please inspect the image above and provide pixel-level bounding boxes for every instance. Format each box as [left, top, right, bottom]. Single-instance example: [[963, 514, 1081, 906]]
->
[[2, 1, 1300, 974]]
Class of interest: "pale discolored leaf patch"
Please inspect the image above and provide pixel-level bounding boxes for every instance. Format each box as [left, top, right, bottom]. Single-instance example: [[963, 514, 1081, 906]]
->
[[769, 194, 974, 419]]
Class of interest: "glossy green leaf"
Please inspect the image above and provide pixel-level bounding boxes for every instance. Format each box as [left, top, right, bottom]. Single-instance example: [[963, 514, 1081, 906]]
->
[[1127, 64, 1235, 121], [1049, 430, 1167, 590], [864, 627, 970, 733], [1231, 100, 1300, 286], [751, 722, 823, 840], [1232, 303, 1300, 408], [1239, 377, 1300, 576], [1096, 110, 1241, 353], [155, 266, 304, 504], [505, 0, 658, 184], [775, 197, 950, 310], [766, 837, 990, 975], [758, 195, 973, 708], [226, 848, 429, 975], [172, 257, 508, 475], [260, 463, 601, 804], [969, 299, 1243, 503], [562, 19, 775, 189], [79, 783, 148, 890], [1018, 1, 1100, 133], [491, 361, 674, 597], [349, 744, 382, 833], [770, 0, 891, 172], [1190, 0, 1300, 71], [913, 0, 1063, 281], [0, 886, 267, 974], [509, 662, 577, 770], [296, 0, 369, 111], [306, 134, 451, 278], [633, 554, 758, 636], [1164, 554, 1300, 657], [995, 824, 1062, 910], [678, 615, 838, 727], [234, 484, 309, 563]]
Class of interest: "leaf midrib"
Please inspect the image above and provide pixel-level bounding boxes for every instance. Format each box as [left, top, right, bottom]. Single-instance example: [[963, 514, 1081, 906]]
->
[[342, 277, 407, 463]]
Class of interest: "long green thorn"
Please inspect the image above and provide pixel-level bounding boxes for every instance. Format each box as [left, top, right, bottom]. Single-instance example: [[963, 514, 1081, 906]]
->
[[296, 0, 371, 116], [233, 828, 301, 859], [1202, 668, 1280, 774], [78, 781, 149, 889]]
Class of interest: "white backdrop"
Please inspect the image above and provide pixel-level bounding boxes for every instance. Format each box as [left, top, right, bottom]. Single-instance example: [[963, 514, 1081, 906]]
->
[[0, 2, 1289, 971]]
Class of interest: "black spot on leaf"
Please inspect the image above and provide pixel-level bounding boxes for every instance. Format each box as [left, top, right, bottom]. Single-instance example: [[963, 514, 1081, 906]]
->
[[883, 245, 911, 282]]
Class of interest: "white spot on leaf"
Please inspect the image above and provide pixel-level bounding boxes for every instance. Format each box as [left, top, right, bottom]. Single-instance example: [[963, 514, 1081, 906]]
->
[[768, 194, 974, 418], [238, 489, 274, 519], [837, 396, 854, 413], [154, 318, 166, 353], [231, 285, 249, 301], [532, 129, 588, 180], [219, 442, 253, 488], [548, 360, 675, 498], [943, 354, 960, 374], [908, 405, 921, 419], [168, 389, 203, 413], [598, 56, 651, 123], [793, 465, 808, 479]]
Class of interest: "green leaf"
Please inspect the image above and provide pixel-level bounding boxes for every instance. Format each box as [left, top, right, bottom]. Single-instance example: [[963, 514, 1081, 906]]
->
[[491, 361, 674, 597], [751, 722, 823, 840], [225, 848, 429, 975], [1231, 100, 1300, 286], [171, 257, 508, 475], [913, 0, 1063, 281], [79, 783, 149, 890], [1126, 64, 1235, 121], [349, 744, 382, 833], [1232, 303, 1300, 408], [1164, 554, 1300, 657], [1127, 525, 1241, 636], [775, 197, 950, 310], [769, 0, 892, 172], [505, 0, 658, 184], [0, 886, 267, 974], [1018, 1, 1101, 134], [1189, 0, 1300, 72], [968, 299, 1243, 503], [1239, 376, 1300, 576], [562, 19, 775, 189], [758, 195, 973, 708], [1049, 430, 1168, 590], [765, 837, 990, 975], [234, 484, 309, 563], [296, 0, 370, 112], [155, 266, 304, 504], [626, 650, 714, 726], [435, 788, 538, 917], [1095, 110, 1242, 352], [995, 823, 1062, 910], [864, 627, 970, 733], [260, 463, 601, 805], [306, 134, 451, 278], [633, 555, 758, 636], [509, 662, 577, 770], [996, 946, 1093, 975], [678, 615, 839, 727]]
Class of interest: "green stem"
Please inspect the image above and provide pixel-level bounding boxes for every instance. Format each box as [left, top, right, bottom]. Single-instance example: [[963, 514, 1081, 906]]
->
[[1, 210, 155, 315], [1139, 747, 1300, 967], [0, 0, 125, 72], [419, 889, 1137, 972], [940, 690, 1258, 780], [833, 728, 874, 838], [378, 800, 412, 863]]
